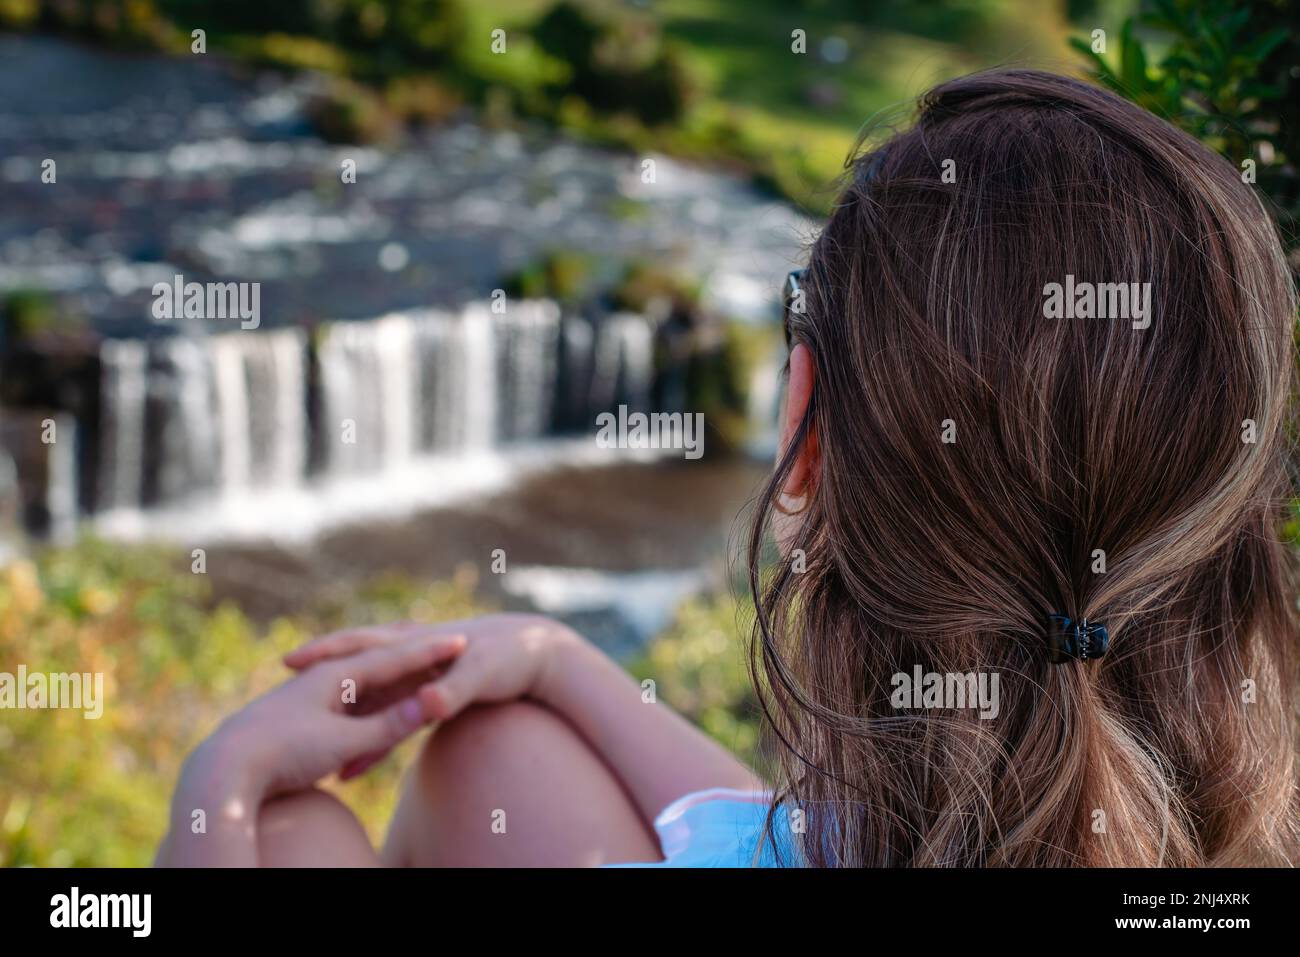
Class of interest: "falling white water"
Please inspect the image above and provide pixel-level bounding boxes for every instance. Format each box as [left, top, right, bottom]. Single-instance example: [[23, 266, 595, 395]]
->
[[315, 320, 357, 473], [607, 312, 654, 411], [100, 331, 308, 514], [414, 311, 453, 451], [90, 300, 673, 544], [459, 303, 498, 450], [374, 315, 417, 468], [318, 314, 417, 475], [210, 334, 253, 489], [234, 328, 306, 486], [263, 329, 307, 486], [45, 414, 79, 544], [588, 313, 652, 415], [97, 338, 149, 511], [499, 300, 561, 440], [157, 336, 218, 502]]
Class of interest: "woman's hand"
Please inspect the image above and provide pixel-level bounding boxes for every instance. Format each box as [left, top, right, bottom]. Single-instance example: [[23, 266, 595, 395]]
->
[[284, 613, 580, 728], [200, 630, 467, 798]]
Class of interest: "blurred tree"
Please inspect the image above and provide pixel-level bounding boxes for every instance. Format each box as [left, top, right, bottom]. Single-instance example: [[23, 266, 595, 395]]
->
[[331, 0, 468, 69], [11, 0, 171, 46], [165, 0, 467, 67], [532, 0, 694, 126], [501, 249, 597, 305]]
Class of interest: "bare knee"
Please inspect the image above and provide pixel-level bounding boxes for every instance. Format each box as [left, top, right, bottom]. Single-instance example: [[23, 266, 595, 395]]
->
[[258, 787, 379, 867], [405, 701, 581, 821], [386, 701, 660, 866], [421, 700, 564, 782]]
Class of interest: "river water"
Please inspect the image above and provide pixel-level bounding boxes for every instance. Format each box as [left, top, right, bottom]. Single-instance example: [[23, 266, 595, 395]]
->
[[0, 34, 805, 652]]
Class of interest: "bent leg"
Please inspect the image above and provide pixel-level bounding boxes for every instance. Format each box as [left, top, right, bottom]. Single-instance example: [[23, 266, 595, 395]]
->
[[382, 701, 662, 867], [258, 788, 380, 867]]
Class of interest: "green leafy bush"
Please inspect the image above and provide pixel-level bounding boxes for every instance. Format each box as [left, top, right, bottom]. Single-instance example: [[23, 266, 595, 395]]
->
[[501, 249, 598, 306], [627, 590, 764, 773], [163, 0, 467, 68], [532, 0, 694, 127], [306, 75, 403, 144], [0, 540, 485, 865], [23, 0, 171, 47], [2, 290, 80, 344]]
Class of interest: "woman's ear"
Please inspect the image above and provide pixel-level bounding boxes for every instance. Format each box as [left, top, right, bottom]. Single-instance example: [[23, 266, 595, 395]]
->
[[779, 343, 818, 501]]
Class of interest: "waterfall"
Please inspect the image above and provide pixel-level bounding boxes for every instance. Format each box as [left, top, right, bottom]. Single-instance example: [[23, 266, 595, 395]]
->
[[413, 311, 454, 452], [497, 300, 560, 441], [263, 330, 308, 486], [45, 414, 79, 544], [86, 300, 670, 541], [616, 313, 654, 411], [97, 338, 149, 511], [557, 314, 594, 431], [592, 313, 653, 414], [317, 304, 526, 476], [458, 304, 499, 450], [210, 335, 252, 490], [156, 336, 218, 503], [210, 329, 308, 491], [101, 329, 307, 512], [317, 314, 417, 475]]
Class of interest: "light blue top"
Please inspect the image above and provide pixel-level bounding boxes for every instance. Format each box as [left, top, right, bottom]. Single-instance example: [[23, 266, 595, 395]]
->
[[609, 787, 798, 868]]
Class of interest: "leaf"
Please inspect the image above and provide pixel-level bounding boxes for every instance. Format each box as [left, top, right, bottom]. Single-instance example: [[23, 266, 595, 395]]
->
[[1219, 8, 1251, 42], [1242, 28, 1289, 61], [1238, 80, 1283, 102], [1120, 21, 1151, 94], [1068, 35, 1121, 88]]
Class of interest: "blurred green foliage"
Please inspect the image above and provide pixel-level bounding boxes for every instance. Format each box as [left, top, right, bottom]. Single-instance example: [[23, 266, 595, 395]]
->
[[609, 261, 700, 316], [0, 540, 485, 866], [683, 321, 770, 455], [306, 76, 405, 144], [501, 249, 597, 305], [0, 0, 170, 46], [532, 0, 694, 126], [2, 290, 76, 344], [627, 589, 764, 774]]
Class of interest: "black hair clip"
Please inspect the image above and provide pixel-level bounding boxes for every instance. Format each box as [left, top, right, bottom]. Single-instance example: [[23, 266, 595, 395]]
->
[[1047, 614, 1109, 664]]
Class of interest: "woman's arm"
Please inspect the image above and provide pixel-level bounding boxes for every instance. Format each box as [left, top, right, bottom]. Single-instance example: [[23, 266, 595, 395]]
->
[[531, 632, 761, 828], [287, 615, 762, 830], [156, 739, 262, 867], [157, 631, 465, 866]]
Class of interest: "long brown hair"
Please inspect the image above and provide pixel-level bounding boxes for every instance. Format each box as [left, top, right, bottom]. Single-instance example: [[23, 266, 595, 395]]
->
[[749, 69, 1298, 866]]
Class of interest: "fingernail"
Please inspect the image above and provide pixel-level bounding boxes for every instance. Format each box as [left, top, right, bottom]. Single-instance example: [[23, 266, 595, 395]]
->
[[398, 697, 424, 730]]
